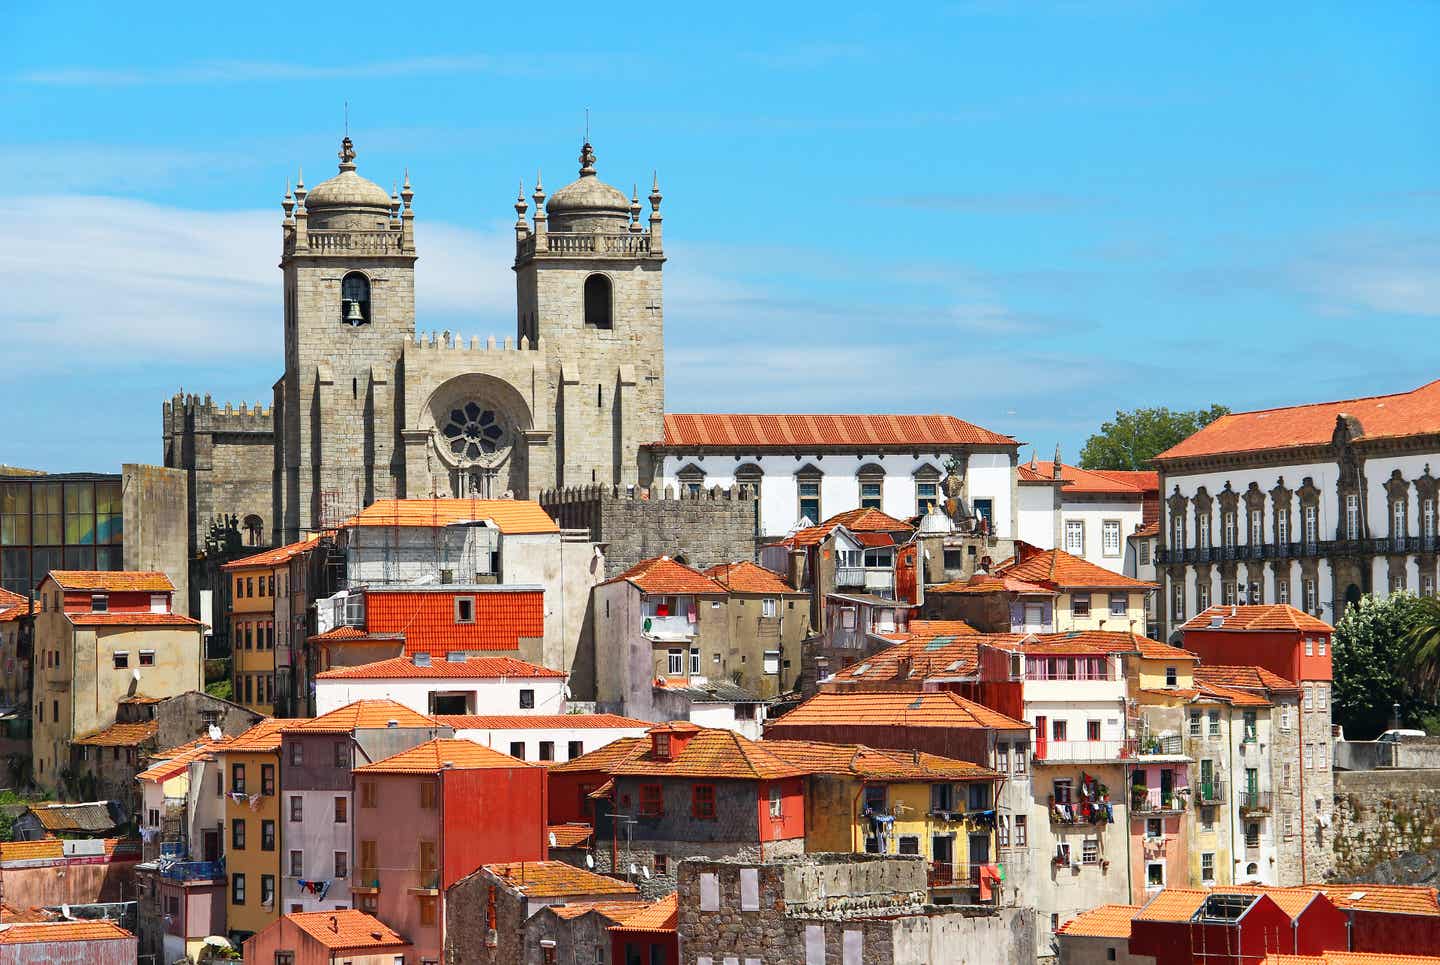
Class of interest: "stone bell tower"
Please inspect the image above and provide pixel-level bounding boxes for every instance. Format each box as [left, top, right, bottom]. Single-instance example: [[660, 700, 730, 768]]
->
[[513, 141, 666, 488], [274, 137, 416, 542]]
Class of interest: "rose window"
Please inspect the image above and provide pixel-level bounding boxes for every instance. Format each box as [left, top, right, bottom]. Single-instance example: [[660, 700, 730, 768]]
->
[[442, 403, 505, 462]]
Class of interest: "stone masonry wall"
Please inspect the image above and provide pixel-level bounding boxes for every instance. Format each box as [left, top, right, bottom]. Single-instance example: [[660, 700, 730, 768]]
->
[[1333, 768, 1440, 877], [541, 484, 758, 578], [163, 394, 274, 557]]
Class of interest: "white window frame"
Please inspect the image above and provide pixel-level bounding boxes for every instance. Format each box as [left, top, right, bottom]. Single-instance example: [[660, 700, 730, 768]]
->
[[761, 598, 777, 618], [1222, 511, 1236, 548], [1102, 520, 1122, 558], [1277, 511, 1289, 545], [454, 596, 475, 624], [1065, 520, 1085, 555], [1201, 852, 1215, 884], [1109, 593, 1128, 616], [1250, 509, 1263, 546], [1346, 494, 1361, 539], [666, 649, 684, 676], [689, 647, 701, 676]]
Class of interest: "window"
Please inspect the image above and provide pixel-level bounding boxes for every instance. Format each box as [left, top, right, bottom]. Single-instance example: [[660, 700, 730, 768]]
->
[[797, 472, 821, 525], [1246, 823, 1260, 849], [1109, 592, 1127, 616], [1303, 578, 1317, 614], [1346, 493, 1361, 539], [1165, 666, 1178, 687], [261, 820, 275, 851], [418, 894, 438, 925], [859, 469, 883, 511], [690, 647, 701, 676], [973, 498, 994, 529], [1281, 706, 1292, 731], [289, 796, 303, 822], [137, 648, 156, 667], [916, 471, 940, 515], [262, 764, 275, 796], [113, 651, 129, 670], [1052, 778, 1074, 804], [1071, 593, 1091, 617], [639, 783, 664, 817], [290, 742, 303, 766], [1222, 511, 1236, 548], [1145, 818, 1162, 839], [454, 596, 475, 624], [1015, 815, 1027, 845], [232, 819, 246, 850], [519, 689, 535, 709], [761, 598, 777, 618], [1147, 862, 1165, 887], [509, 742, 525, 760], [1282, 762, 1292, 788], [1197, 582, 1209, 612], [1250, 509, 1263, 546], [1209, 710, 1221, 737], [1139, 540, 1151, 566], [583, 273, 613, 328], [1189, 711, 1202, 737], [232, 763, 247, 794], [1052, 719, 1068, 742], [1197, 512, 1210, 547], [1318, 637, 1328, 657], [1172, 582, 1185, 621], [1201, 852, 1216, 883], [666, 649, 683, 676], [769, 784, 784, 818], [692, 783, 717, 819], [1065, 520, 1085, 554], [360, 782, 377, 809], [1082, 838, 1100, 864], [334, 796, 347, 823], [655, 853, 668, 875], [1086, 720, 1101, 741], [996, 743, 1010, 772], [1221, 581, 1236, 606], [1103, 520, 1122, 557], [1278, 579, 1290, 604], [1304, 684, 1314, 710], [1318, 684, 1328, 708], [1243, 710, 1257, 741], [232, 873, 246, 905], [567, 740, 583, 760]]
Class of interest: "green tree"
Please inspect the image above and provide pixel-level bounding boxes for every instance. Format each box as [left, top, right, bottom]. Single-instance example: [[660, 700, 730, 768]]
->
[[1401, 594, 1440, 698], [1333, 593, 1440, 739], [1078, 405, 1230, 471]]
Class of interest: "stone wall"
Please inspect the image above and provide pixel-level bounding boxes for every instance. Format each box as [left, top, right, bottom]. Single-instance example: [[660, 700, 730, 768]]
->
[[541, 485, 758, 578], [1333, 769, 1440, 877], [121, 464, 190, 617], [162, 393, 274, 557]]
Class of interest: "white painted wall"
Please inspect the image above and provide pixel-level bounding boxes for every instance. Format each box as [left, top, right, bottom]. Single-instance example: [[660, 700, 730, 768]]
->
[[1016, 485, 1056, 549], [688, 702, 765, 741], [1059, 501, 1147, 574], [450, 723, 649, 762], [283, 788, 353, 912], [314, 676, 566, 717]]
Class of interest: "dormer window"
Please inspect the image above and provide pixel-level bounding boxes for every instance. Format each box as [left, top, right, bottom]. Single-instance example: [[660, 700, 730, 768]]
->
[[454, 597, 475, 624], [91, 594, 108, 613], [341, 272, 371, 326], [654, 733, 672, 760]]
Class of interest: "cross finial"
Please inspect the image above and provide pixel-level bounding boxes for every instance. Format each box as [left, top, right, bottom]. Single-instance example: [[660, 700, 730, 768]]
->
[[338, 136, 356, 170]]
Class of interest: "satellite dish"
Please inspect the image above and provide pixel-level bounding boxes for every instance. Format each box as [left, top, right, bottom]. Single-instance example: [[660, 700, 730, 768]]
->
[[643, 866, 651, 879], [563, 686, 573, 700], [207, 725, 222, 742], [548, 832, 557, 848], [132, 668, 141, 682], [629, 863, 637, 876], [585, 854, 595, 868]]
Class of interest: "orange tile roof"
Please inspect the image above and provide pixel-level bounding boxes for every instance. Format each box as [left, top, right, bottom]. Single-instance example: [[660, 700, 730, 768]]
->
[[820, 508, 914, 532], [1020, 460, 1157, 496], [548, 900, 649, 922], [930, 573, 1054, 596], [661, 413, 1014, 449], [345, 498, 559, 534], [0, 902, 54, 923], [485, 861, 639, 898], [136, 736, 233, 782], [703, 561, 800, 595], [549, 738, 649, 774], [47, 570, 173, 592], [1132, 521, 1160, 539], [283, 700, 436, 734], [73, 720, 158, 746], [315, 655, 565, 680], [354, 738, 536, 774], [1057, 903, 1141, 938], [764, 740, 1000, 781], [1180, 604, 1334, 634], [1135, 888, 1210, 921], [68, 612, 203, 627], [223, 717, 302, 752], [0, 603, 26, 624], [548, 823, 594, 848], [221, 534, 325, 571], [365, 588, 544, 655], [436, 714, 648, 730], [770, 690, 1030, 732], [831, 628, 1008, 683], [284, 909, 409, 951], [308, 626, 404, 644], [1030, 630, 1198, 662], [996, 546, 1156, 591], [0, 840, 63, 863], [1317, 884, 1440, 917], [611, 728, 810, 780], [609, 892, 678, 934], [1195, 681, 1273, 707], [1156, 379, 1440, 463], [0, 588, 24, 608], [1194, 665, 1298, 692], [0, 920, 133, 944], [1264, 955, 1440, 965], [603, 556, 726, 595]]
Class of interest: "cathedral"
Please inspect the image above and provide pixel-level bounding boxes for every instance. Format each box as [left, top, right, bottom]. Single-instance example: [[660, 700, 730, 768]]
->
[[166, 135, 668, 547]]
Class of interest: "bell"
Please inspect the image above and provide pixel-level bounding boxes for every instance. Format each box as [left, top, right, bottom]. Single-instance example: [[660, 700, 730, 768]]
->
[[344, 299, 364, 324]]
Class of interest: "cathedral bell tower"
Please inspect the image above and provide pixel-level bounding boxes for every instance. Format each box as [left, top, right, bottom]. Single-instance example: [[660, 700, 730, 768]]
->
[[513, 141, 666, 488], [275, 137, 416, 541]]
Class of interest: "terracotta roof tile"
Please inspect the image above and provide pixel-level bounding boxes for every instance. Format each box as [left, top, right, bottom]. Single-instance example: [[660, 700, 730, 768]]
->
[[1317, 884, 1440, 917], [603, 557, 726, 595], [660, 413, 1014, 449], [364, 589, 544, 655], [308, 626, 404, 644], [315, 655, 564, 680], [223, 718, 303, 752], [763, 740, 1000, 781], [831, 627, 1007, 684], [284, 909, 409, 950], [0, 840, 64, 862], [610, 728, 810, 781], [1195, 681, 1273, 707], [820, 508, 913, 532], [73, 720, 158, 746], [0, 604, 26, 624], [345, 498, 559, 534], [1135, 888, 1210, 921], [930, 573, 1055, 596], [1263, 955, 1440, 965], [996, 546, 1156, 591], [283, 700, 437, 734], [548, 823, 594, 848], [769, 690, 1030, 732], [549, 738, 649, 774], [609, 893, 678, 934], [485, 861, 639, 899], [0, 902, 55, 923], [354, 738, 537, 774], [703, 561, 800, 595], [1194, 665, 1298, 692], [1132, 521, 1160, 539], [1020, 461, 1157, 496], [136, 736, 233, 782], [1028, 630, 1197, 662], [0, 920, 133, 944], [1057, 903, 1141, 938], [47, 570, 173, 592], [0, 588, 24, 609], [1180, 604, 1334, 634], [68, 612, 203, 627], [1155, 379, 1440, 462], [436, 714, 648, 730], [548, 900, 649, 922], [221, 534, 325, 571]]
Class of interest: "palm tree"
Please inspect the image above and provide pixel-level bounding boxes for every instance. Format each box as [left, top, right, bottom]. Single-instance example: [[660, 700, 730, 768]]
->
[[1400, 595, 1440, 698]]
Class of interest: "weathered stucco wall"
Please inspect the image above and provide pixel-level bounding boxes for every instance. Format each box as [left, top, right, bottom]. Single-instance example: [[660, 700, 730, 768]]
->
[[122, 464, 191, 616]]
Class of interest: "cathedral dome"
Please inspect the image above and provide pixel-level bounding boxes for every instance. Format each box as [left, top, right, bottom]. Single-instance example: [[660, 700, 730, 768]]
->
[[303, 138, 395, 229], [545, 141, 631, 232]]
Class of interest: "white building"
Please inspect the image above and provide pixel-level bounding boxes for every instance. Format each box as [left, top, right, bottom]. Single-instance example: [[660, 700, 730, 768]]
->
[[436, 712, 650, 763], [1152, 379, 1440, 638], [651, 413, 1018, 539], [313, 654, 568, 717], [1016, 457, 1157, 577]]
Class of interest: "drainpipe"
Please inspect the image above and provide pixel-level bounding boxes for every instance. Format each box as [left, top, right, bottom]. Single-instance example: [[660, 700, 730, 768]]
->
[[1229, 707, 1240, 884], [1297, 692, 1307, 882]]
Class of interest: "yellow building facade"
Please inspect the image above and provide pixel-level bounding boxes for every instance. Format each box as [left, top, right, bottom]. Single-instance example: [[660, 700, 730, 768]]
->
[[218, 719, 290, 938], [224, 558, 278, 714]]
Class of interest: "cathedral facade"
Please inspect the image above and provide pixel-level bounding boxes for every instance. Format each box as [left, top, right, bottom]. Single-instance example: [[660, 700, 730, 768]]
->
[[204, 136, 669, 544]]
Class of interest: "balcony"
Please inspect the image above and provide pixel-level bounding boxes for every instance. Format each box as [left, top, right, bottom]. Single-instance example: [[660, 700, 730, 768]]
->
[[1034, 739, 1137, 764], [1048, 798, 1116, 825], [159, 859, 225, 882], [642, 614, 694, 641], [409, 870, 441, 894], [927, 862, 1006, 897], [1238, 790, 1272, 814], [1158, 535, 1435, 566], [1130, 787, 1187, 814], [353, 868, 381, 893], [1196, 779, 1225, 805]]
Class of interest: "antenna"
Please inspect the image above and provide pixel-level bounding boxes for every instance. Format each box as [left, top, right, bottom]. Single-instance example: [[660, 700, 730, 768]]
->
[[585, 107, 590, 142], [345, 101, 350, 139]]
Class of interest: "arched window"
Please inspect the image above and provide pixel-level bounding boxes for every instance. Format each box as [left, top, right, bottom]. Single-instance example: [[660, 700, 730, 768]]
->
[[677, 464, 705, 497], [735, 464, 762, 497], [857, 464, 885, 510], [583, 274, 613, 329], [914, 465, 941, 516], [341, 272, 371, 326]]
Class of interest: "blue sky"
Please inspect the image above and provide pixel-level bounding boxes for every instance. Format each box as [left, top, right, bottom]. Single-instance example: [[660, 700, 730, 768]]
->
[[3, 2, 1437, 472]]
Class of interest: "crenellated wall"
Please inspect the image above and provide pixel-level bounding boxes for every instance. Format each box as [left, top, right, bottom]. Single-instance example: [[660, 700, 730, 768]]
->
[[162, 392, 275, 558]]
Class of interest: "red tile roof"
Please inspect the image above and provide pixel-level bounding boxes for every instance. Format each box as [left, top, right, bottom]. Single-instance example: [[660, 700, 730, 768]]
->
[[68, 612, 203, 627], [770, 690, 1030, 732], [1195, 681, 1273, 708], [1132, 521, 1160, 539], [1265, 955, 1440, 965], [930, 573, 1054, 596], [603, 557, 726, 595], [0, 588, 25, 609], [307, 626, 404, 644], [136, 736, 232, 782], [548, 823, 594, 848], [365, 589, 544, 655], [610, 728, 810, 781], [763, 740, 999, 781], [1316, 883, 1440, 917], [703, 561, 800, 595], [549, 738, 648, 774], [1032, 630, 1198, 662], [609, 893, 678, 934], [996, 545, 1156, 591], [283, 909, 409, 951], [73, 720, 159, 746], [831, 626, 1005, 683], [1057, 903, 1141, 938], [436, 714, 648, 730], [660, 413, 1014, 449], [222, 534, 325, 571], [1194, 665, 1299, 692], [315, 655, 564, 680], [820, 508, 914, 532], [354, 738, 538, 774], [223, 718, 303, 752], [0, 604, 26, 624], [46, 570, 173, 592], [283, 700, 437, 734], [1180, 604, 1334, 634], [1019, 460, 1158, 496], [0, 920, 133, 944], [485, 861, 639, 898], [345, 498, 559, 534]]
